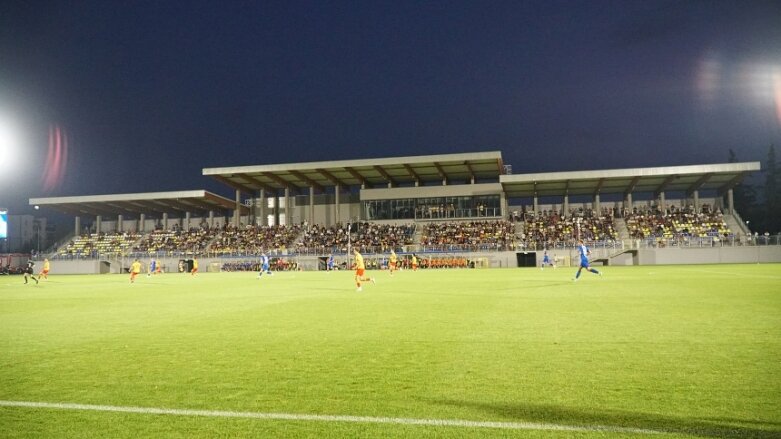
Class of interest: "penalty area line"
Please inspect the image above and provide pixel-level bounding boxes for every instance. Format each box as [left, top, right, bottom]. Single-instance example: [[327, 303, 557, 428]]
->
[[0, 400, 664, 435]]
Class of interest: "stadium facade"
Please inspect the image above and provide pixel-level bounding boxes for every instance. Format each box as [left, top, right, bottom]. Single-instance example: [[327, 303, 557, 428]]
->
[[26, 151, 781, 273]]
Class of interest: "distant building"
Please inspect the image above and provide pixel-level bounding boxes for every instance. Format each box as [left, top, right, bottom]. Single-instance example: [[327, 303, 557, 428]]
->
[[5, 215, 47, 253]]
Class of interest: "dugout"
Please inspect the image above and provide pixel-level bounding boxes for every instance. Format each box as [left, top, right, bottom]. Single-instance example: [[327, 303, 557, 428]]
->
[[516, 251, 536, 267]]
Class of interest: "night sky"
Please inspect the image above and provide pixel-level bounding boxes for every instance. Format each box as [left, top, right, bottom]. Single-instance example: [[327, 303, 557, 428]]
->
[[1, 0, 780, 215]]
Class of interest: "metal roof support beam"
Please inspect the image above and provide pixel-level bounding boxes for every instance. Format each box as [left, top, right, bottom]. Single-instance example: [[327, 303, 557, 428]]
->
[[345, 167, 370, 189], [236, 174, 275, 193], [654, 175, 677, 197], [82, 203, 120, 217], [262, 172, 299, 193], [290, 170, 324, 192], [140, 200, 172, 216], [625, 176, 641, 196], [52, 204, 94, 216], [465, 162, 475, 184], [182, 198, 221, 213], [316, 168, 348, 187], [103, 202, 142, 216], [403, 164, 421, 186], [373, 165, 396, 188], [686, 172, 713, 196], [203, 193, 242, 212], [135, 200, 178, 216], [157, 199, 199, 214], [594, 178, 605, 196], [210, 174, 256, 195], [718, 172, 746, 196], [433, 162, 448, 185]]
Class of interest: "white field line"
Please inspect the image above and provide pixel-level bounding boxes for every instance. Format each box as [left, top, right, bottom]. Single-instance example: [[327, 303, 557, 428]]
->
[[0, 400, 664, 435], [677, 268, 781, 280]]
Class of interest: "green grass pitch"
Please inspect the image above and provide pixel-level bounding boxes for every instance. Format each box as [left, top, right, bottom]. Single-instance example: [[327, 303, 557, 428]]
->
[[1, 265, 780, 438]]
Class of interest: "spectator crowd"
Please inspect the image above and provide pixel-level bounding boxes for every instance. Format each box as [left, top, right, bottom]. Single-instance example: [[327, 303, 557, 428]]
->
[[297, 222, 415, 253], [625, 204, 732, 239], [420, 220, 516, 250], [520, 208, 617, 248]]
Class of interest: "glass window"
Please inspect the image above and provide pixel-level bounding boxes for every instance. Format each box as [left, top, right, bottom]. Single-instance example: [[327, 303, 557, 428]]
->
[[362, 194, 501, 220]]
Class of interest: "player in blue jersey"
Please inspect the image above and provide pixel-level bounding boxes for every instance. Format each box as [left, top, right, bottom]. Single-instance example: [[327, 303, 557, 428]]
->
[[573, 239, 601, 281], [326, 253, 335, 271], [147, 258, 157, 277], [257, 253, 273, 279], [540, 250, 556, 270]]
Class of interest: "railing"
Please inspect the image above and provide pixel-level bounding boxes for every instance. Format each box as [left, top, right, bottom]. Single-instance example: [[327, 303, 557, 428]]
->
[[518, 234, 781, 250], [42, 233, 781, 261], [413, 207, 502, 220], [418, 243, 518, 252]]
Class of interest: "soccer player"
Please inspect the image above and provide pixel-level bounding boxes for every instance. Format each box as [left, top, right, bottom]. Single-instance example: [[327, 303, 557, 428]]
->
[[411, 253, 419, 271], [38, 258, 51, 280], [353, 248, 375, 292], [540, 250, 556, 270], [388, 249, 398, 276], [573, 239, 601, 281], [326, 253, 335, 271], [257, 252, 273, 278], [23, 260, 39, 285], [148, 258, 157, 277], [130, 258, 142, 283], [191, 257, 198, 276]]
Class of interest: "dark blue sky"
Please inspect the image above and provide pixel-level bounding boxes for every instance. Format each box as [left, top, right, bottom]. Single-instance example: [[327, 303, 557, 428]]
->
[[1, 0, 780, 214]]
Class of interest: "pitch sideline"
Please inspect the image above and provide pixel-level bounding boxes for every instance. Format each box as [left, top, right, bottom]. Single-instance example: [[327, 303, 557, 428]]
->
[[0, 400, 665, 435]]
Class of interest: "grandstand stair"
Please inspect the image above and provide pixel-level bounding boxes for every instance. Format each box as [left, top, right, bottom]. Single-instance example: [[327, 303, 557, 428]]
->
[[52, 233, 77, 258], [413, 226, 424, 248], [129, 234, 146, 254], [614, 218, 630, 240], [725, 211, 750, 237], [514, 221, 524, 238], [592, 248, 638, 266], [289, 227, 308, 248], [203, 232, 224, 253]]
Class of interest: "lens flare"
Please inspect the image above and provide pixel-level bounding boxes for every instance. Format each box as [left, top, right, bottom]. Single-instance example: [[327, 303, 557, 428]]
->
[[774, 69, 781, 127], [42, 124, 69, 193]]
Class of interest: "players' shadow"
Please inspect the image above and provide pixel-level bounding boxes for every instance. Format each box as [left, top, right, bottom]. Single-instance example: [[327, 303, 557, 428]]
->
[[426, 398, 779, 438], [492, 281, 574, 292]]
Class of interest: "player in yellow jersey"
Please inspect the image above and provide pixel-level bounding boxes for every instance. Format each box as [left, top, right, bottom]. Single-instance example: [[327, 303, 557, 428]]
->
[[353, 248, 375, 292], [38, 258, 51, 280], [191, 257, 199, 276], [411, 253, 418, 271], [130, 259, 142, 283], [388, 249, 398, 276]]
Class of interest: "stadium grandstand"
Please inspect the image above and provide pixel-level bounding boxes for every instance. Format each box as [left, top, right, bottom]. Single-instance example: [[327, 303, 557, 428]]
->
[[28, 151, 780, 274]]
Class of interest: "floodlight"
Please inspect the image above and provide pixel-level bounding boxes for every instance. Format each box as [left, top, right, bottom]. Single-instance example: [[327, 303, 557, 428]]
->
[[0, 118, 19, 172]]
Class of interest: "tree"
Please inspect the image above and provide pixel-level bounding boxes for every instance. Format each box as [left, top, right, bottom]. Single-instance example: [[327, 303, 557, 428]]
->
[[764, 145, 780, 233], [727, 149, 757, 229]]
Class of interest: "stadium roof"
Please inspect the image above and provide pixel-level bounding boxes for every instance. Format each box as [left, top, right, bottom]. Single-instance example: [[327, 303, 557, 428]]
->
[[203, 151, 504, 193], [29, 190, 247, 217], [500, 162, 761, 198]]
